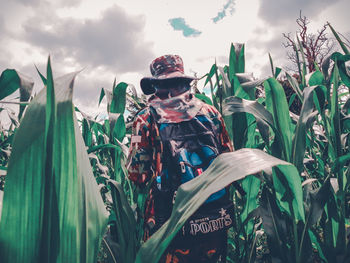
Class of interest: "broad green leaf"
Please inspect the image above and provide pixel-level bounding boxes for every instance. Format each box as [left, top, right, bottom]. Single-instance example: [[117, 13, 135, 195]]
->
[[229, 43, 236, 81], [332, 154, 350, 173], [331, 52, 350, 88], [223, 96, 274, 127], [0, 69, 22, 100], [0, 69, 34, 119], [286, 72, 303, 101], [223, 96, 283, 147], [264, 78, 293, 162], [112, 114, 126, 143], [259, 187, 290, 262], [228, 43, 245, 82], [291, 86, 320, 172], [308, 230, 328, 263], [240, 175, 261, 233], [275, 67, 282, 78], [195, 93, 213, 105], [306, 70, 324, 86], [300, 178, 332, 259], [328, 23, 350, 55], [41, 56, 58, 261], [273, 166, 305, 222], [289, 93, 297, 108], [108, 180, 138, 263], [110, 82, 128, 114], [237, 43, 245, 73], [0, 68, 108, 262], [135, 148, 298, 263]]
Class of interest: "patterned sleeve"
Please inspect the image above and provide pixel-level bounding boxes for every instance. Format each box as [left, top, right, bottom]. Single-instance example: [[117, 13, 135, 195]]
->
[[218, 113, 234, 153], [127, 109, 154, 186]]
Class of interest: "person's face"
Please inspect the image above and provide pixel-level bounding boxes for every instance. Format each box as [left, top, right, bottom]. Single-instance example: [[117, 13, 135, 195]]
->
[[154, 79, 190, 99]]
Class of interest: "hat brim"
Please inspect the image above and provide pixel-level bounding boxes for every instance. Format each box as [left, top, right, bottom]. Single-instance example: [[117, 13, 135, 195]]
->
[[140, 72, 196, 95]]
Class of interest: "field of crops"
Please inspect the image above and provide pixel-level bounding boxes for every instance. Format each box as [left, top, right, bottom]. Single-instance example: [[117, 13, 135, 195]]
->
[[0, 24, 349, 263]]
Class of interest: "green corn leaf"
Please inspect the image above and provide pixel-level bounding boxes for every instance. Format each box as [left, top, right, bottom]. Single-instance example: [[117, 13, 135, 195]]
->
[[291, 86, 321, 172], [230, 75, 252, 149], [0, 190, 3, 217], [332, 154, 350, 173], [0, 69, 24, 100], [268, 53, 282, 79], [269, 53, 275, 77], [0, 69, 34, 119], [330, 63, 342, 160], [219, 66, 233, 98], [331, 52, 350, 88], [229, 43, 236, 81], [223, 96, 281, 147], [240, 175, 261, 233], [273, 165, 305, 222], [40, 56, 58, 261], [135, 148, 300, 263], [296, 36, 307, 87], [237, 43, 245, 73], [0, 66, 108, 262], [259, 187, 290, 262], [286, 72, 303, 101], [306, 70, 325, 86], [300, 178, 332, 259], [195, 93, 213, 105], [223, 96, 274, 127], [98, 87, 106, 106], [264, 78, 293, 162], [204, 64, 217, 87], [289, 93, 297, 108], [108, 180, 138, 263], [328, 23, 350, 55], [110, 82, 128, 114], [87, 143, 121, 154], [35, 64, 47, 86], [275, 68, 282, 79], [308, 230, 328, 263], [112, 114, 126, 143], [17, 71, 34, 120], [228, 43, 245, 82], [293, 40, 304, 88]]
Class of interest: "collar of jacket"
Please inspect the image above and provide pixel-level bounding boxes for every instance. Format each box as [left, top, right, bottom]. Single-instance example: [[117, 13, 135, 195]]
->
[[148, 91, 203, 123]]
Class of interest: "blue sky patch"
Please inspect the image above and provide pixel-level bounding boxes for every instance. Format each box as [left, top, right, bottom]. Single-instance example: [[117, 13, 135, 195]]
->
[[212, 0, 236, 23], [168, 18, 201, 37]]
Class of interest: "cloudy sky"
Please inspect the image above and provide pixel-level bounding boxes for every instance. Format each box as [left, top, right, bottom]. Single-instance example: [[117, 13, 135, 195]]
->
[[0, 0, 349, 121]]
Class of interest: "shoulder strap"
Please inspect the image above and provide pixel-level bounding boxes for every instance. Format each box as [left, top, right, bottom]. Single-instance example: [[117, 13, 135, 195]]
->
[[148, 106, 163, 179]]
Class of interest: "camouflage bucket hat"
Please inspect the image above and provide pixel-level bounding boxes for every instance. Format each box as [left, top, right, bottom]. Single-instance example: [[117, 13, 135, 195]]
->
[[140, 54, 196, 95]]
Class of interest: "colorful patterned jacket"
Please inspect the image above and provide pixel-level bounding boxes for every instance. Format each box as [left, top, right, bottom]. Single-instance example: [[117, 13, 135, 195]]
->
[[127, 91, 233, 240]]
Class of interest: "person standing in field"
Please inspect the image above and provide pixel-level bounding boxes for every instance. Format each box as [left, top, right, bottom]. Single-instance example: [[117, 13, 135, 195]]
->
[[128, 55, 235, 263]]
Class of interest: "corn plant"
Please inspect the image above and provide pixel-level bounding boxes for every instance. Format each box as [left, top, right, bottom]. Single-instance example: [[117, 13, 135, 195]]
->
[[0, 58, 108, 263], [0, 21, 349, 263]]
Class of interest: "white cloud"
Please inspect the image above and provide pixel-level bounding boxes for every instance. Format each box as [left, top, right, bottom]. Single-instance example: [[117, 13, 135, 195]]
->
[[0, 0, 349, 119]]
